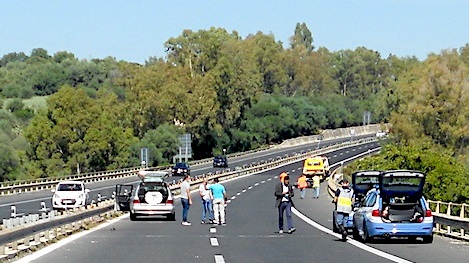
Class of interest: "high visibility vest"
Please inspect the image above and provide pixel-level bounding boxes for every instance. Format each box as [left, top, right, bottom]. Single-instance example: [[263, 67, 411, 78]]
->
[[336, 188, 354, 214], [297, 176, 308, 189]]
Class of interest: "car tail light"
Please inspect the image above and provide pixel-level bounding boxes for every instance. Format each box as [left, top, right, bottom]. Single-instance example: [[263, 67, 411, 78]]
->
[[425, 209, 432, 217], [166, 199, 173, 204], [372, 209, 381, 217], [132, 199, 140, 204]]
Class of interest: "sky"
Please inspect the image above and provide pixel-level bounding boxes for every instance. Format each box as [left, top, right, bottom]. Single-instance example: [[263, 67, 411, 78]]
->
[[2, 1, 469, 64]]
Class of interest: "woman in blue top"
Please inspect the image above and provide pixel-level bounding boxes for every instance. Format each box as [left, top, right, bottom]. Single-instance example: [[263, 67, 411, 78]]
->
[[209, 178, 227, 225]]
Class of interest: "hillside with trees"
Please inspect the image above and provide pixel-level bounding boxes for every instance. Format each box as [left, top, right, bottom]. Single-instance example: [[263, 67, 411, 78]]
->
[[0, 23, 468, 202]]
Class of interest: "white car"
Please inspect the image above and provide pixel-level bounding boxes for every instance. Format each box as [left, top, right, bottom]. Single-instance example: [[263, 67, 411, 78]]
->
[[52, 180, 90, 210], [376, 131, 387, 138]]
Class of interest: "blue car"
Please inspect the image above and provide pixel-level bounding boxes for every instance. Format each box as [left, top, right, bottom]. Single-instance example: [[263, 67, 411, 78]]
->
[[353, 170, 434, 243], [333, 170, 381, 233]]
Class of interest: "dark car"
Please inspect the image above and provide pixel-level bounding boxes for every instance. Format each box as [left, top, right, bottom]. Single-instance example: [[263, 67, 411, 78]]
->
[[213, 156, 228, 168], [172, 162, 190, 176]]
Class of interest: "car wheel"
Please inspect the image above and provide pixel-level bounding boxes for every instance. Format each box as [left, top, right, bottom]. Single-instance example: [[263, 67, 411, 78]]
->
[[422, 235, 433, 244], [167, 213, 176, 221], [363, 221, 372, 243], [130, 212, 137, 221], [352, 226, 360, 240]]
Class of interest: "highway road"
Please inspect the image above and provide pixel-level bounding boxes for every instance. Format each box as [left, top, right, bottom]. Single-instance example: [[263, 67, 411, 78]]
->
[[13, 141, 469, 263], [0, 136, 362, 220]]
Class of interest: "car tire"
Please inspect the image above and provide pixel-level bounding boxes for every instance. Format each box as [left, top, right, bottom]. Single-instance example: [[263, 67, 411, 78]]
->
[[422, 235, 433, 244], [167, 212, 176, 221], [363, 221, 372, 243], [130, 212, 137, 221], [352, 226, 360, 240]]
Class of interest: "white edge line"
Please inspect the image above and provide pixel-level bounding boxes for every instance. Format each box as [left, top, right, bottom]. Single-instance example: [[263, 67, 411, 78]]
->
[[14, 213, 130, 263], [292, 208, 414, 263]]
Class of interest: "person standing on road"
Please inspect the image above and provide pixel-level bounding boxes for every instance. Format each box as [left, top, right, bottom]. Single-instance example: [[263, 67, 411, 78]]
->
[[312, 175, 320, 198], [209, 177, 227, 225], [275, 175, 296, 234], [180, 174, 192, 226], [333, 179, 354, 241], [297, 174, 308, 199], [199, 178, 213, 224]]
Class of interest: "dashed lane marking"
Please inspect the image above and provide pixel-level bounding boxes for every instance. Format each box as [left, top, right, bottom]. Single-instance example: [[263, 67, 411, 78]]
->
[[255, 183, 259, 186], [210, 237, 219, 247], [210, 227, 217, 233], [214, 255, 225, 263]]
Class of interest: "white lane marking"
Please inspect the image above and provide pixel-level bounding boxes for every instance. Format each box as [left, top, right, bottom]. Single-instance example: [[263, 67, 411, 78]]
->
[[230, 196, 236, 200], [248, 186, 253, 189], [214, 255, 225, 263], [254, 183, 259, 186], [226, 200, 231, 204], [236, 193, 241, 196], [210, 237, 219, 247], [242, 189, 247, 193], [292, 208, 414, 263], [15, 213, 129, 263], [210, 228, 217, 233], [261, 180, 266, 183], [267, 178, 272, 181]]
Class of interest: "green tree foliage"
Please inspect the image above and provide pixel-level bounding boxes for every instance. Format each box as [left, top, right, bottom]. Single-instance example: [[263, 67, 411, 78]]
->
[[24, 86, 138, 177], [389, 50, 469, 154], [351, 143, 469, 203], [290, 22, 314, 53]]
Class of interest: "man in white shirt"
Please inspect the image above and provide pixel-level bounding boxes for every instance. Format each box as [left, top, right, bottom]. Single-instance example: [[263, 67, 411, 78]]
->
[[180, 175, 192, 226]]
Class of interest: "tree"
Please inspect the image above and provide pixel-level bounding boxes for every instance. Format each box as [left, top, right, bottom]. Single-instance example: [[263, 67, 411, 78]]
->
[[289, 22, 314, 53], [390, 50, 469, 154]]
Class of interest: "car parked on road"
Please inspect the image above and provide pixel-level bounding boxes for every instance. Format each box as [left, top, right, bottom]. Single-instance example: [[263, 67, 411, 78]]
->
[[52, 180, 90, 210], [172, 162, 190, 176], [213, 155, 228, 168], [333, 170, 381, 233], [352, 170, 433, 243], [115, 171, 175, 221]]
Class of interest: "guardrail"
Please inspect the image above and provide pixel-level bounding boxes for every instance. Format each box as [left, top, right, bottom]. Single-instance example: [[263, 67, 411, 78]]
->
[[0, 137, 379, 261], [427, 201, 469, 241], [327, 162, 469, 241], [0, 124, 384, 196]]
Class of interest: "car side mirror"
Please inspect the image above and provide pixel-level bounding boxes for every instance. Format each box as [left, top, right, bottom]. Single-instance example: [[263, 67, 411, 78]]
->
[[51, 189, 56, 193], [85, 189, 90, 193]]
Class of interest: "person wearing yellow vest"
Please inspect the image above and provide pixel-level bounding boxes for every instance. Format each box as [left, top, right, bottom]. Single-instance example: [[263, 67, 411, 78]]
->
[[312, 175, 320, 198], [333, 179, 354, 241], [297, 174, 308, 199]]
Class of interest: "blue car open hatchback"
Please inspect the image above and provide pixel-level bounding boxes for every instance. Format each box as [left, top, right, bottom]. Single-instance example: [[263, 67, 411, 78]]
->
[[353, 170, 434, 243]]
